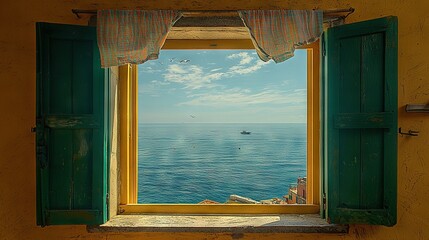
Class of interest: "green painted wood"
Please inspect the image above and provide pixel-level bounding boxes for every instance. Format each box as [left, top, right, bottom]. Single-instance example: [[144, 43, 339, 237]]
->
[[321, 34, 327, 219], [338, 36, 361, 210], [36, 22, 108, 226], [360, 33, 385, 210], [49, 39, 73, 114], [49, 129, 73, 209], [36, 23, 44, 226], [45, 115, 100, 128], [383, 16, 399, 227], [91, 35, 108, 220], [334, 113, 394, 129], [73, 129, 94, 209], [72, 40, 94, 114], [324, 16, 397, 226]]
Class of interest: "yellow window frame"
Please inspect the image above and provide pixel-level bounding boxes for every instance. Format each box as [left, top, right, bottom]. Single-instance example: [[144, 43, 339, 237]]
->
[[118, 39, 320, 214]]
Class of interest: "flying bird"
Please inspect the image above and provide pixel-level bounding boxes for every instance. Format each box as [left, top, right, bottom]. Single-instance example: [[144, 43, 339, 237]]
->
[[190, 115, 196, 118]]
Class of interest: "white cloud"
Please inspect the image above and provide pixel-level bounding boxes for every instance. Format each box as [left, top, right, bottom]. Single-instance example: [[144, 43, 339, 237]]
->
[[179, 88, 306, 106], [163, 64, 225, 89], [168, 64, 188, 74], [227, 52, 254, 65], [228, 60, 270, 75], [225, 51, 271, 75], [151, 80, 170, 86], [139, 65, 163, 74], [161, 51, 272, 89]]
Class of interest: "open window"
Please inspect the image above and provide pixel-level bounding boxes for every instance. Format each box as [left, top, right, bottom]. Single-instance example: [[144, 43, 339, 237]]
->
[[36, 15, 397, 227], [118, 40, 321, 214], [137, 49, 310, 205]]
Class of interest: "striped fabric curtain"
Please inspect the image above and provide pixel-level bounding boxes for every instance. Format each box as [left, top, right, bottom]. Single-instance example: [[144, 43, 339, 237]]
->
[[238, 10, 323, 63], [97, 10, 182, 68]]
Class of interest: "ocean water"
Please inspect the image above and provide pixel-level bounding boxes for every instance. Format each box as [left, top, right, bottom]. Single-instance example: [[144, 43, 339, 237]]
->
[[137, 123, 306, 203]]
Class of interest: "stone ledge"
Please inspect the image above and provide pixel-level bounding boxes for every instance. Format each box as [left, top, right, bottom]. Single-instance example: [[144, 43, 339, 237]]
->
[[87, 214, 348, 234]]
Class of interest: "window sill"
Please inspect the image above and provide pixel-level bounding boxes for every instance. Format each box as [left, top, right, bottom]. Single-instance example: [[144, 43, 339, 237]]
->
[[87, 214, 348, 234]]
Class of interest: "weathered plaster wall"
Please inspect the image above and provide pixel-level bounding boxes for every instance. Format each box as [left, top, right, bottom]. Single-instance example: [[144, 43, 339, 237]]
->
[[0, 0, 428, 239], [109, 66, 119, 219]]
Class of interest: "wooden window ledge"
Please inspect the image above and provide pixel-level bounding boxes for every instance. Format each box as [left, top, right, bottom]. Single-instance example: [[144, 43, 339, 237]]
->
[[87, 214, 348, 234]]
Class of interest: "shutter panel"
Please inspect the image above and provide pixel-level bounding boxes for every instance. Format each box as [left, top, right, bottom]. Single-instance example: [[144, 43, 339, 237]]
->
[[324, 17, 397, 226], [36, 23, 108, 226]]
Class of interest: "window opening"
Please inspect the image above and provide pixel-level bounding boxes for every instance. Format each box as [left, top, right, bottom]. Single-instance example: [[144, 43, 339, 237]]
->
[[137, 49, 308, 205]]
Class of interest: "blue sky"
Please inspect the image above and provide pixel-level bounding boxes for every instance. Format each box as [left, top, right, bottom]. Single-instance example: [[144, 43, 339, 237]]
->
[[138, 50, 307, 123]]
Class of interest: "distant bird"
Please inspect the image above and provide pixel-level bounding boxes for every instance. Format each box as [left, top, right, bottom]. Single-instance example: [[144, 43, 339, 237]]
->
[[190, 115, 196, 118], [169, 58, 176, 62], [180, 59, 190, 63]]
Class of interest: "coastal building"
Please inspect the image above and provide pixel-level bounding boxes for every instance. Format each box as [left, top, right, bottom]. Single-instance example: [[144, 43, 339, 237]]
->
[[260, 198, 286, 205], [297, 177, 307, 202], [285, 177, 307, 204], [198, 199, 220, 204]]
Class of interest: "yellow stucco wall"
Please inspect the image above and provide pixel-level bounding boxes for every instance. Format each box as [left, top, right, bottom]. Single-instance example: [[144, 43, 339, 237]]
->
[[1, 0, 428, 239]]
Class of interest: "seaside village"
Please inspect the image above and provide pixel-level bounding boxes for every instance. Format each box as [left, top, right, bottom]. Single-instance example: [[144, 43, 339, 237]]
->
[[198, 177, 307, 205]]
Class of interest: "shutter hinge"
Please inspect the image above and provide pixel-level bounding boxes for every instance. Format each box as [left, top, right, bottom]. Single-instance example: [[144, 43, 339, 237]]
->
[[106, 193, 110, 206], [323, 193, 327, 210], [322, 37, 326, 57], [37, 145, 48, 169]]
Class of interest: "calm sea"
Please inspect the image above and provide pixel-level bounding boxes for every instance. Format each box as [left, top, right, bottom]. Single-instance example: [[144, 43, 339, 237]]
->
[[137, 123, 306, 203]]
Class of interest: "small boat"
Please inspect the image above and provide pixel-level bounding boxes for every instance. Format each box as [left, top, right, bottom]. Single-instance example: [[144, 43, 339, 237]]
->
[[240, 130, 251, 135]]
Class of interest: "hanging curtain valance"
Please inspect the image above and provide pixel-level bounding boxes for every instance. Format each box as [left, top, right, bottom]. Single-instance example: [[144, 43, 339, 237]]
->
[[238, 10, 323, 63], [97, 10, 182, 68], [96, 10, 323, 67]]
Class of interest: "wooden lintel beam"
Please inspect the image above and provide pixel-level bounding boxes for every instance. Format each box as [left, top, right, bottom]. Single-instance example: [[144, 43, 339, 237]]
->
[[174, 16, 244, 27]]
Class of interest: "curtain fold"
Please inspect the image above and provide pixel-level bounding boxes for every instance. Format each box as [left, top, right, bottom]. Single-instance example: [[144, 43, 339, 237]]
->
[[238, 10, 323, 63], [97, 10, 182, 68]]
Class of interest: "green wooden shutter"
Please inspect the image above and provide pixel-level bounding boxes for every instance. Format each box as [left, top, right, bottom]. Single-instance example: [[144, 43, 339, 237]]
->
[[36, 23, 108, 226], [324, 16, 398, 226]]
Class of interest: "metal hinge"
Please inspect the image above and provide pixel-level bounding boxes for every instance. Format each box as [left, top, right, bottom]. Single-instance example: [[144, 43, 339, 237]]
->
[[322, 36, 326, 57], [323, 193, 327, 210], [106, 193, 110, 206], [37, 145, 48, 169]]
